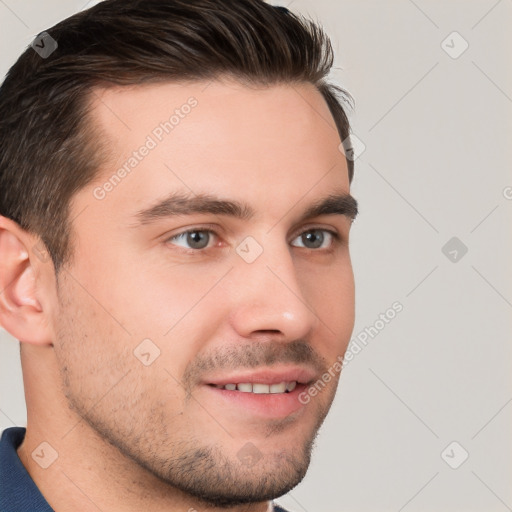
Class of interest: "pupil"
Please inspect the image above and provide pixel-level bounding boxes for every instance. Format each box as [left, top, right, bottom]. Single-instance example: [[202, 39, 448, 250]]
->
[[303, 230, 323, 248], [187, 231, 209, 249]]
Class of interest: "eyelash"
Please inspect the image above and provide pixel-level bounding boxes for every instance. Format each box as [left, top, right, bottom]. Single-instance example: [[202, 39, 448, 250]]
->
[[165, 226, 341, 253]]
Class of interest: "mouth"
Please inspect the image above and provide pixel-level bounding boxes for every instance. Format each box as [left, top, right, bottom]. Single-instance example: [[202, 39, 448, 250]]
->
[[208, 381, 298, 394], [201, 366, 317, 419]]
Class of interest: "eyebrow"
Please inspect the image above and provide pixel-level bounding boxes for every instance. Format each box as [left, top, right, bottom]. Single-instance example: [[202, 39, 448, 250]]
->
[[300, 193, 358, 222], [133, 191, 358, 226]]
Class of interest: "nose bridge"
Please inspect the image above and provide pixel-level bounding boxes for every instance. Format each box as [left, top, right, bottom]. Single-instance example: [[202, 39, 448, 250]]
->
[[228, 233, 318, 339]]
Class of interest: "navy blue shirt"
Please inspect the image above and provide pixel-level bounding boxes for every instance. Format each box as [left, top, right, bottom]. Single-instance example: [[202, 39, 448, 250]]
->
[[1, 427, 292, 512], [0, 427, 54, 511]]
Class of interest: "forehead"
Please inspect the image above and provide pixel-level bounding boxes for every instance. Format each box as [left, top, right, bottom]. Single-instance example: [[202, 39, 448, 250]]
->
[[81, 79, 349, 220]]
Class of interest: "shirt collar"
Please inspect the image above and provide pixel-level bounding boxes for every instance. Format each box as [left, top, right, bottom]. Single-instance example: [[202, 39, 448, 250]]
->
[[0, 427, 54, 511]]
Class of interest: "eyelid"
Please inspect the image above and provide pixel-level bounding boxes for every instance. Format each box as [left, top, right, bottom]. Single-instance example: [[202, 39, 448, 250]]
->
[[288, 224, 341, 243], [164, 223, 222, 240], [167, 228, 216, 241], [164, 224, 224, 252], [164, 223, 344, 252], [290, 227, 341, 248]]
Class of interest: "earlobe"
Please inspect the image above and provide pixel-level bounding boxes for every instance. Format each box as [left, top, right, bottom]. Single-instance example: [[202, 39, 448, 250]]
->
[[0, 216, 53, 346]]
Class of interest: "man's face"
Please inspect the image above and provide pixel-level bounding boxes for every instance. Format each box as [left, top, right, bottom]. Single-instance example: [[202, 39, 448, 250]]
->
[[52, 80, 355, 505]]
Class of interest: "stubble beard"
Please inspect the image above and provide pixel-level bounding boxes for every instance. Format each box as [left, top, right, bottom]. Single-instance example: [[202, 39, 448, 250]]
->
[[54, 279, 338, 508], [63, 383, 334, 508]]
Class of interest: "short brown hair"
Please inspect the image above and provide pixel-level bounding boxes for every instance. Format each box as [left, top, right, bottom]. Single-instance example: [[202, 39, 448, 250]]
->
[[0, 0, 354, 272]]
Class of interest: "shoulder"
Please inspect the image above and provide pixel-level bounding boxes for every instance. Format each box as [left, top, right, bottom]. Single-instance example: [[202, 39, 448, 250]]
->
[[0, 427, 55, 512], [273, 504, 294, 512]]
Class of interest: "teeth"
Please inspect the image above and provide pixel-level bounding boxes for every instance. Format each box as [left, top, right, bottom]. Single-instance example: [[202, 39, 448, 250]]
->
[[213, 381, 298, 394], [286, 381, 297, 392], [252, 383, 270, 394], [270, 382, 287, 394]]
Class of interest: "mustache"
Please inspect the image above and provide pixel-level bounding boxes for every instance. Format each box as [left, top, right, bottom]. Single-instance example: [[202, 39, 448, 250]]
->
[[181, 340, 327, 388]]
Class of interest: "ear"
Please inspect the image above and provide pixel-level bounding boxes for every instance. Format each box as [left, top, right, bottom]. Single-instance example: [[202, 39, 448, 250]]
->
[[0, 216, 53, 346]]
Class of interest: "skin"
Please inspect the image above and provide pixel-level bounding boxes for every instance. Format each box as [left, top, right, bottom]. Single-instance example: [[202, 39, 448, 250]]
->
[[0, 79, 356, 512]]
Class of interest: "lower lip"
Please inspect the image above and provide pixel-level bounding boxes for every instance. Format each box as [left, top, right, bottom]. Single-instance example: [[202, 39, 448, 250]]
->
[[203, 384, 309, 419]]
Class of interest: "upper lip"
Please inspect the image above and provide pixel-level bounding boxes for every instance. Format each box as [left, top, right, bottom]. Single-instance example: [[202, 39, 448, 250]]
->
[[204, 365, 318, 386]]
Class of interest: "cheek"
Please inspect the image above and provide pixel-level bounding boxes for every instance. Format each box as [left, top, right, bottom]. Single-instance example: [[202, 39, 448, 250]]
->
[[94, 251, 231, 342], [58, 249, 229, 395], [299, 256, 355, 348], [54, 280, 188, 430], [53, 277, 134, 406]]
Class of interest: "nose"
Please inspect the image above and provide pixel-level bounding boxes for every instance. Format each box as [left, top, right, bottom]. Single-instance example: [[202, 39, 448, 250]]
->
[[227, 239, 319, 341]]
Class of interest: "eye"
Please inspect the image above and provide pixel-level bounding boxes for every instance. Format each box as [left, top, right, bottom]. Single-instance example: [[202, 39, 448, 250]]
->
[[290, 229, 336, 249], [167, 229, 216, 250]]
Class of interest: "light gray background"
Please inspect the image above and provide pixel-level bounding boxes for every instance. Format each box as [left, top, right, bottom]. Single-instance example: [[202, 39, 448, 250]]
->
[[1, 1, 511, 511]]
